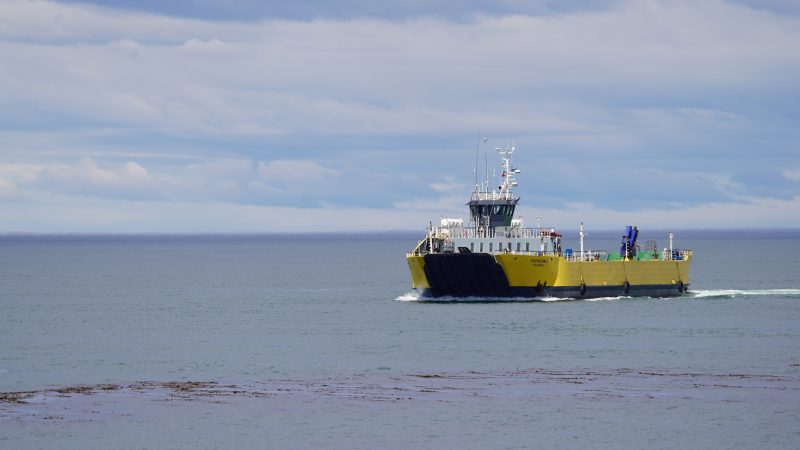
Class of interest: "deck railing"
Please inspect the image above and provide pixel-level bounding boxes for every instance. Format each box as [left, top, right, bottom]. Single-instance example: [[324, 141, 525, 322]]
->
[[408, 247, 694, 260], [407, 226, 693, 261], [663, 249, 693, 261], [433, 226, 541, 240], [563, 251, 608, 261]]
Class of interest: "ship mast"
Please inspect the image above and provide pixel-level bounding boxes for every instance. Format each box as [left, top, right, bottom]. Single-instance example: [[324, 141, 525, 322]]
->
[[468, 144, 521, 232], [496, 144, 519, 200]]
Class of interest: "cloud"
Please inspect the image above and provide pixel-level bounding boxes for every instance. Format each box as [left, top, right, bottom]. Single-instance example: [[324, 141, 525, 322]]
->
[[730, 167, 800, 200], [53, 0, 623, 22], [186, 159, 253, 179], [0, 175, 16, 198], [784, 169, 800, 182], [181, 37, 228, 52], [2, 0, 798, 136], [430, 182, 464, 192], [393, 195, 465, 214], [38, 158, 154, 196], [110, 38, 143, 57], [2, 190, 798, 233], [257, 160, 339, 182], [0, 163, 47, 182], [0, 0, 798, 230], [53, 0, 800, 23], [516, 195, 800, 230], [2, 156, 347, 205]]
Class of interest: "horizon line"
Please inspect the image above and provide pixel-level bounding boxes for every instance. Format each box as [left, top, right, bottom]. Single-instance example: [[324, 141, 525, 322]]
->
[[1, 227, 799, 237]]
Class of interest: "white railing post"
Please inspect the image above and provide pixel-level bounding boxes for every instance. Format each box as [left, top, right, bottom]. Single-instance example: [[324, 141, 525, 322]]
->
[[669, 231, 674, 254]]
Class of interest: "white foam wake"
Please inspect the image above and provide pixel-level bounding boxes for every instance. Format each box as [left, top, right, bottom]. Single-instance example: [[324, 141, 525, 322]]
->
[[691, 288, 800, 298], [395, 293, 606, 303], [394, 292, 421, 301], [395, 289, 800, 302], [585, 295, 633, 302], [394, 292, 558, 302]]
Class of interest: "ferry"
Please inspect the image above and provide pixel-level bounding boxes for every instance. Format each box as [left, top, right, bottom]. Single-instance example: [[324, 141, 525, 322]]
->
[[406, 145, 692, 299]]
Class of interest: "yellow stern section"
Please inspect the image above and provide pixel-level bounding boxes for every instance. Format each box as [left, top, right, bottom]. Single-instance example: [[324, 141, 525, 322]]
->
[[493, 254, 560, 286], [495, 252, 692, 287]]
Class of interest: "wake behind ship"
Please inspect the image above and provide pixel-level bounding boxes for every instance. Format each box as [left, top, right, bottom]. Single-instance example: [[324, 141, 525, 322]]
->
[[406, 145, 692, 299]]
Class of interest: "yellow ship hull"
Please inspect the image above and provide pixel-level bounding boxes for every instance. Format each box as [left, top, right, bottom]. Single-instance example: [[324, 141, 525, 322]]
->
[[407, 252, 692, 298]]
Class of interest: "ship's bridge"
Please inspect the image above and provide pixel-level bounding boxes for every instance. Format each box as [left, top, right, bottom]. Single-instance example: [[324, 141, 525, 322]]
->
[[468, 193, 519, 229], [409, 143, 568, 256], [468, 146, 520, 230]]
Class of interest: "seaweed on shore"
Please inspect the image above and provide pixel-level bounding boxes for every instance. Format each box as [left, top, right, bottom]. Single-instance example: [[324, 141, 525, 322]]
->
[[0, 391, 36, 404]]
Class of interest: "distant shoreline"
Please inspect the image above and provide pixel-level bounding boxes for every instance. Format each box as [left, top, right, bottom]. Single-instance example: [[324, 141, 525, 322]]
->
[[1, 228, 799, 240]]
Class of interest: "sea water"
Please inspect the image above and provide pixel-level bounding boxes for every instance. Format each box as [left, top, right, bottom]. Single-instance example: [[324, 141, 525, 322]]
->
[[0, 231, 798, 449]]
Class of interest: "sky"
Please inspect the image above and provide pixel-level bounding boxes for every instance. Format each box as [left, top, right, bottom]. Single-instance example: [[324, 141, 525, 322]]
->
[[0, 0, 798, 233]]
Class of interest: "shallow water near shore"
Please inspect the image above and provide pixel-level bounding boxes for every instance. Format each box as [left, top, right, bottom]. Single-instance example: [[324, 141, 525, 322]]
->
[[1, 232, 799, 448]]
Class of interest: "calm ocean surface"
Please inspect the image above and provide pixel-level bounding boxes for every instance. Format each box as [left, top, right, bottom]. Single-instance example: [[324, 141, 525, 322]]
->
[[1, 231, 799, 449]]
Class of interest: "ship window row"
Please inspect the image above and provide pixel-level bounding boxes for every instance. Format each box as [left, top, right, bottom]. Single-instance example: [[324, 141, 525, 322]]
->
[[468, 241, 531, 253], [470, 205, 516, 216], [495, 242, 514, 251]]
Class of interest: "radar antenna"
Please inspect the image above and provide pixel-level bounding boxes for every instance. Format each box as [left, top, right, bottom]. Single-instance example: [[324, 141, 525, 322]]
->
[[496, 144, 520, 199]]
